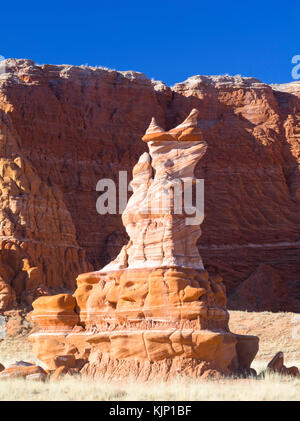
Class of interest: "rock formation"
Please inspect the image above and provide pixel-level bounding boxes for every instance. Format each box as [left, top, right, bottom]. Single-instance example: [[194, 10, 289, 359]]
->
[[29, 110, 259, 380], [265, 351, 299, 377], [0, 361, 47, 381], [0, 59, 299, 312]]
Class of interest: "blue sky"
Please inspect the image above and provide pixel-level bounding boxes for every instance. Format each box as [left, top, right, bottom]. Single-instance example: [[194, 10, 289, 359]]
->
[[1, 0, 299, 86]]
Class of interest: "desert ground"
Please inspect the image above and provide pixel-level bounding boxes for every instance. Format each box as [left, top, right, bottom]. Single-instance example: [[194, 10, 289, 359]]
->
[[0, 310, 299, 401]]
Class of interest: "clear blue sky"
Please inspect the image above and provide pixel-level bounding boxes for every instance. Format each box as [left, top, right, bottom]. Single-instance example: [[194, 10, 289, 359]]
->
[[1, 0, 299, 86]]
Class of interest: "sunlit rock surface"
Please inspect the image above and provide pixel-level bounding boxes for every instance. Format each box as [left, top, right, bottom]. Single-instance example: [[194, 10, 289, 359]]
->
[[0, 60, 299, 311], [29, 111, 259, 380]]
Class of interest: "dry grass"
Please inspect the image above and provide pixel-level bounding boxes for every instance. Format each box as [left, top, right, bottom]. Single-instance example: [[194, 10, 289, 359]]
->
[[0, 372, 299, 401], [0, 310, 299, 401]]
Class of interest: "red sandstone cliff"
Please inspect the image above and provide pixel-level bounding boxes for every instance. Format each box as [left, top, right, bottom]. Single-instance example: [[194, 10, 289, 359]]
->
[[0, 59, 299, 312]]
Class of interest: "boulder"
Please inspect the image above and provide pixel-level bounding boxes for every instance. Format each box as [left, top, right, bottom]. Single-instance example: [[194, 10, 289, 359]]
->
[[266, 351, 299, 377], [0, 362, 47, 380], [53, 355, 76, 369]]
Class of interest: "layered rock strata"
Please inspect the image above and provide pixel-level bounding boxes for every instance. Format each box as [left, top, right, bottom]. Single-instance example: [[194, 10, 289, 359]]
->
[[29, 110, 259, 380], [0, 60, 299, 311]]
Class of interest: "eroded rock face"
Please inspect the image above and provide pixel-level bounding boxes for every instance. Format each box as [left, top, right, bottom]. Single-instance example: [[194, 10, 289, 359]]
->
[[29, 111, 259, 380], [171, 77, 300, 312], [228, 263, 299, 312], [0, 60, 299, 312]]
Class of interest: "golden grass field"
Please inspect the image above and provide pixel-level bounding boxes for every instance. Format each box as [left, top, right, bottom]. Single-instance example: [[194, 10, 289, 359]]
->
[[0, 310, 299, 401]]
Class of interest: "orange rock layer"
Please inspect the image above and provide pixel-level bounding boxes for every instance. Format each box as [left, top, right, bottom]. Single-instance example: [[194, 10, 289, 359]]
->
[[29, 269, 258, 378]]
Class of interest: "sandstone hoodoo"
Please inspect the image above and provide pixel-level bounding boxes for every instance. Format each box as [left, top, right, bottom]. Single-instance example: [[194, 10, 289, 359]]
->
[[29, 110, 259, 380]]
